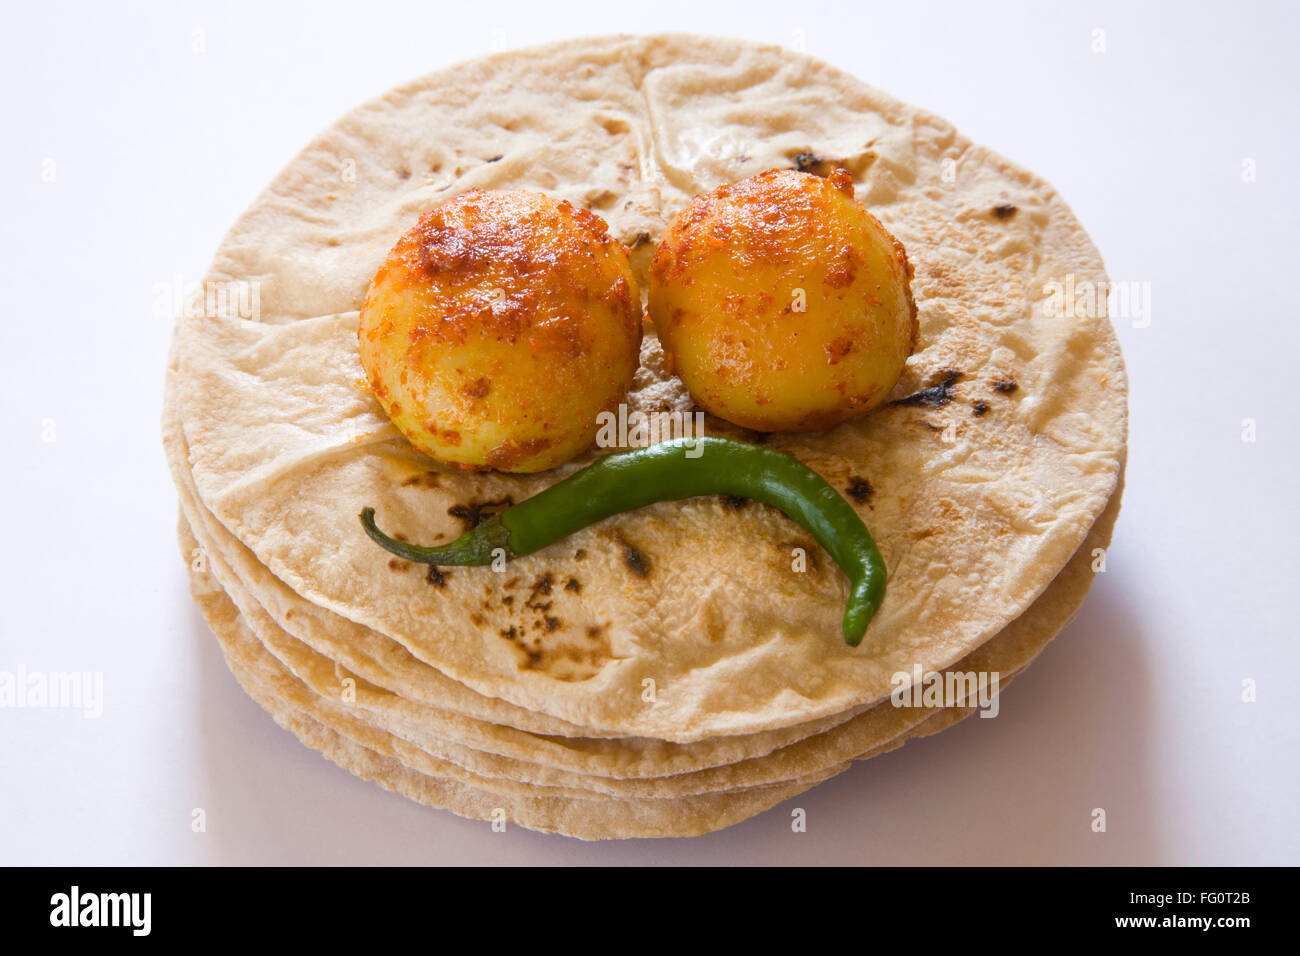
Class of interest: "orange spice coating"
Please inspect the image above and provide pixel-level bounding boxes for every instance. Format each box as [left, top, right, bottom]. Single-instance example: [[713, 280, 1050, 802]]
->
[[649, 168, 917, 432], [359, 190, 643, 472]]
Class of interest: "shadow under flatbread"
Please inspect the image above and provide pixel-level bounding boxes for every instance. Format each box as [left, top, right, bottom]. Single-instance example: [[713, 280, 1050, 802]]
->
[[188, 587, 409, 864], [188, 570, 556, 864], [184, 570, 1156, 864], [763, 563, 1157, 866]]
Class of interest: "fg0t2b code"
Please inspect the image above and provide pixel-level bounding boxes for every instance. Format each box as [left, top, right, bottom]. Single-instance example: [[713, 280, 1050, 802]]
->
[[1198, 893, 1250, 904]]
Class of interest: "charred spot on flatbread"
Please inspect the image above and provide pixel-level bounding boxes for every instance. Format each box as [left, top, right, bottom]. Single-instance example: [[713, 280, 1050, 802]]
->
[[447, 496, 514, 531], [992, 377, 1019, 394], [615, 533, 651, 578], [846, 477, 873, 504], [890, 370, 962, 408]]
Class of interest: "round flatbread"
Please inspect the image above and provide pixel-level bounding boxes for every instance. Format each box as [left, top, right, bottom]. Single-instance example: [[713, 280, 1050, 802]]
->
[[170, 33, 1127, 743]]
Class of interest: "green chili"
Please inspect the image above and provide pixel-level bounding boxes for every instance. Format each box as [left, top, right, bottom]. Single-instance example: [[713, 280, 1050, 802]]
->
[[359, 436, 886, 645]]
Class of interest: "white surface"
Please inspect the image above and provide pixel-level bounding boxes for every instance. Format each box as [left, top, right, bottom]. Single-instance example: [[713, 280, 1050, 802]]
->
[[1, 0, 1297, 865]]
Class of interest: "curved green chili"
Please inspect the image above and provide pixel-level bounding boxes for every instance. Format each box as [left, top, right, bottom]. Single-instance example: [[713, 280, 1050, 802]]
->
[[359, 436, 886, 645]]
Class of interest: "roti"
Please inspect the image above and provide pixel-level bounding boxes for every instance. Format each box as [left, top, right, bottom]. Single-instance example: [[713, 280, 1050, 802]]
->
[[164, 33, 1128, 836], [171, 35, 1126, 741]]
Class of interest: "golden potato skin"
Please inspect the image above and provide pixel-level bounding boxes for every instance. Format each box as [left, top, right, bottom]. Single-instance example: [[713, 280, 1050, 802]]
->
[[649, 168, 917, 433], [359, 190, 643, 473]]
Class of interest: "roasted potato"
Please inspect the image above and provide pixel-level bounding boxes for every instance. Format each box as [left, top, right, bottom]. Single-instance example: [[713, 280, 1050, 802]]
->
[[649, 168, 917, 432], [359, 189, 643, 472]]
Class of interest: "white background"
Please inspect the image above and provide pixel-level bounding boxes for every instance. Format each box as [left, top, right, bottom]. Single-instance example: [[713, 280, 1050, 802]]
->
[[1, 0, 1296, 865]]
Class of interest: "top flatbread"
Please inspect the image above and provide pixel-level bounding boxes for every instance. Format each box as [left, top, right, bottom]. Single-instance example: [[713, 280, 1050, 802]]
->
[[172, 34, 1127, 740]]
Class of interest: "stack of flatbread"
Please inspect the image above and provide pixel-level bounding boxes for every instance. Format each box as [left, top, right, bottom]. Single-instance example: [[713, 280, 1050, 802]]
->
[[163, 34, 1127, 839]]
